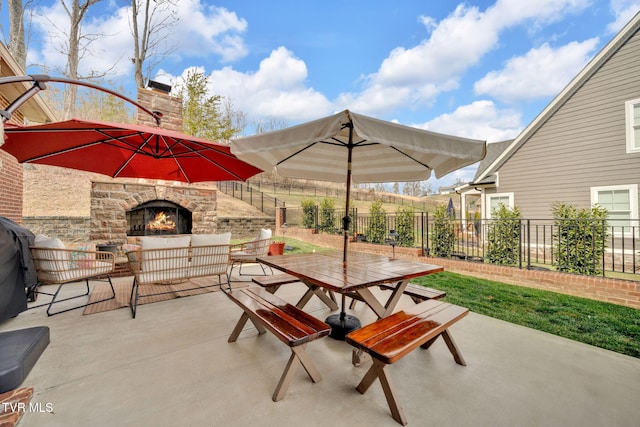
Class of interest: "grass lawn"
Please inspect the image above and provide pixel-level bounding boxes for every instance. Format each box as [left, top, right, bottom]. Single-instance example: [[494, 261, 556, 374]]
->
[[413, 271, 640, 359]]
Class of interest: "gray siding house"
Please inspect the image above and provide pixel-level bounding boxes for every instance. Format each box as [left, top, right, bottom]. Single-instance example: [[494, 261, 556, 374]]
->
[[462, 11, 640, 231]]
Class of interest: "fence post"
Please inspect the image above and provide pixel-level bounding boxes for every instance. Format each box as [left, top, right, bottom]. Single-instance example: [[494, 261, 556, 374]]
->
[[517, 219, 522, 269], [526, 219, 531, 269], [314, 205, 319, 232], [602, 219, 607, 277], [421, 212, 427, 257]]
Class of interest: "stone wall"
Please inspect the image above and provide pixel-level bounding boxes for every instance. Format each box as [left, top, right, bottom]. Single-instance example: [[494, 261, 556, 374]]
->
[[217, 217, 276, 240], [136, 88, 183, 131], [22, 217, 91, 242]]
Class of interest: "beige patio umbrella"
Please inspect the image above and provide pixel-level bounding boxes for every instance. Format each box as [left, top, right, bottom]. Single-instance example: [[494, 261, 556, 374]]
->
[[231, 109, 486, 334]]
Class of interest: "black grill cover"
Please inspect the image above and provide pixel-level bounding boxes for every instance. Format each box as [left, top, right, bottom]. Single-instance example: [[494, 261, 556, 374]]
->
[[0, 217, 36, 322]]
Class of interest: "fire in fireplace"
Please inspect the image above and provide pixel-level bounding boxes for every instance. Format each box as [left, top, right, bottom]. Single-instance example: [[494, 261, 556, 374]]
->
[[147, 211, 176, 232], [127, 201, 192, 236]]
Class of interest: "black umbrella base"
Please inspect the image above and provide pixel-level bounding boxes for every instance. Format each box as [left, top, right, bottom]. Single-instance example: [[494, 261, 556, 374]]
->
[[326, 313, 361, 340]]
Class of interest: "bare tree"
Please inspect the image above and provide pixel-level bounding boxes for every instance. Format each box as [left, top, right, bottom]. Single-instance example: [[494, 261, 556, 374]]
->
[[4, 1, 41, 71], [55, 0, 108, 118], [130, 0, 178, 89], [7, 1, 26, 70]]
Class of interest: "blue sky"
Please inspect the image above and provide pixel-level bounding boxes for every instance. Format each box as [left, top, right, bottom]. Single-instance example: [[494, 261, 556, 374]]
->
[[3, 0, 640, 190]]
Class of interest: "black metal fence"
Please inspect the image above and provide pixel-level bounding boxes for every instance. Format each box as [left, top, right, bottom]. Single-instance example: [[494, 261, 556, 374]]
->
[[217, 181, 286, 217], [246, 178, 429, 210], [283, 207, 640, 276]]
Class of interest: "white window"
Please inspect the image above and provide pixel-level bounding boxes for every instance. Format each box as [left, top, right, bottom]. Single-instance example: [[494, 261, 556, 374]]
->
[[625, 99, 640, 153], [591, 184, 638, 234], [484, 193, 514, 218]]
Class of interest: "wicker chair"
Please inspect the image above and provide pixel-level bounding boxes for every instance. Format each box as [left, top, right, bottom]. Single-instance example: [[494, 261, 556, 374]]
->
[[29, 245, 116, 316], [229, 229, 273, 280]]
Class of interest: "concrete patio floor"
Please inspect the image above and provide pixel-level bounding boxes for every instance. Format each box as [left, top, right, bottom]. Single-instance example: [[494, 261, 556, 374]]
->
[[1, 265, 639, 427]]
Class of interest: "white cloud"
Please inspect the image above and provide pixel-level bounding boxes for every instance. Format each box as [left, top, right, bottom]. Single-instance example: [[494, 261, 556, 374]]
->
[[340, 0, 592, 115], [171, 1, 248, 62], [416, 100, 523, 142], [162, 47, 332, 124], [608, 0, 640, 32], [29, 1, 248, 80], [473, 38, 599, 102]]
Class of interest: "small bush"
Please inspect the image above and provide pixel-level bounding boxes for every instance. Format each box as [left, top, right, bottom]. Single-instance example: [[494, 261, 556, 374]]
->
[[301, 199, 316, 229], [431, 203, 455, 256], [395, 205, 415, 247], [485, 204, 521, 266], [552, 202, 608, 275], [318, 198, 335, 233], [366, 200, 387, 243]]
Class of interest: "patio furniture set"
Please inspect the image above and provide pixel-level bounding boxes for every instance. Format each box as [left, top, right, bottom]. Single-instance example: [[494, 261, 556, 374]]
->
[[225, 250, 470, 426], [24, 222, 471, 426], [27, 229, 273, 318]]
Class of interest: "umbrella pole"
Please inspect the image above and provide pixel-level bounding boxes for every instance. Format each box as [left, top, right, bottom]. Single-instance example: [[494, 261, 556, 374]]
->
[[343, 136, 353, 267], [326, 122, 361, 340]]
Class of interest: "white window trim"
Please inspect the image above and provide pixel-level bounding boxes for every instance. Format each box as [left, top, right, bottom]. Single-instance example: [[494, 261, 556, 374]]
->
[[625, 99, 640, 153], [591, 184, 638, 236], [483, 192, 514, 219]]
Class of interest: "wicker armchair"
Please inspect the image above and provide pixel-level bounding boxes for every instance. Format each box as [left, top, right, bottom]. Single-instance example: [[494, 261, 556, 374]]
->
[[29, 245, 116, 316], [229, 229, 273, 279]]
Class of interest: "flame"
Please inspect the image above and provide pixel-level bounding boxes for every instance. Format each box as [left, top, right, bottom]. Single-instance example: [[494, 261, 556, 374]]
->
[[146, 211, 176, 231]]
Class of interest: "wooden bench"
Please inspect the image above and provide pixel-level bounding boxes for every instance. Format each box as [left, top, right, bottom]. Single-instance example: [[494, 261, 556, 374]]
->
[[252, 273, 300, 293], [380, 283, 446, 303], [225, 287, 331, 401], [345, 300, 469, 425], [349, 282, 446, 309]]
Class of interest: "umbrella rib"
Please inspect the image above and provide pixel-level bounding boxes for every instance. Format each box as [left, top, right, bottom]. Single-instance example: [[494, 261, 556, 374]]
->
[[185, 141, 252, 180], [168, 137, 251, 182], [15, 141, 106, 162], [389, 146, 432, 170], [276, 141, 321, 167]]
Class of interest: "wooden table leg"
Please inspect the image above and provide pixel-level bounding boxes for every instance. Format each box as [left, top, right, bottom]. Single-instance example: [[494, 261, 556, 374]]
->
[[296, 284, 339, 310]]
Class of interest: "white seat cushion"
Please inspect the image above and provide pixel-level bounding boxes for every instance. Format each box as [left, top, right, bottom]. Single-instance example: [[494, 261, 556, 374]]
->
[[139, 235, 191, 283], [190, 232, 231, 246]]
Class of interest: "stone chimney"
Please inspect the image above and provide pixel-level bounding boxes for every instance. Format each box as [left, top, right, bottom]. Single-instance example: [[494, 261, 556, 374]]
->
[[136, 80, 183, 132]]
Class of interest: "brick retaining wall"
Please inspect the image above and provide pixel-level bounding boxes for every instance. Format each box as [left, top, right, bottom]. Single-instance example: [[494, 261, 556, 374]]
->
[[217, 217, 276, 240], [22, 217, 92, 243]]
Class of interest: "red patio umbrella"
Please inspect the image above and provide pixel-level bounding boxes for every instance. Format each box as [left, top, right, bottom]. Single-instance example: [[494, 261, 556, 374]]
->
[[2, 118, 263, 183]]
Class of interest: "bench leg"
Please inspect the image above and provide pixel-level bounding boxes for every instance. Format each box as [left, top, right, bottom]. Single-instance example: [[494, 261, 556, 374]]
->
[[228, 312, 267, 342], [356, 359, 407, 426], [273, 344, 322, 402], [441, 329, 466, 366], [420, 329, 466, 366]]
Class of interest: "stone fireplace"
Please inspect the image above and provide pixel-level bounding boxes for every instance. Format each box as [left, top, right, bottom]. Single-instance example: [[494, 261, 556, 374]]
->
[[90, 181, 217, 244]]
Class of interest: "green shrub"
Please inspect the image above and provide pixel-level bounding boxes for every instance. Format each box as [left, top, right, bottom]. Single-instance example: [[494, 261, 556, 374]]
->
[[366, 200, 387, 243], [485, 204, 521, 266], [552, 202, 608, 275], [301, 199, 316, 229], [395, 205, 415, 247], [318, 198, 336, 233], [431, 203, 455, 256]]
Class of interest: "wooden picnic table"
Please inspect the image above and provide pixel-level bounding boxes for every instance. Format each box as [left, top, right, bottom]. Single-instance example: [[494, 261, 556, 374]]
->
[[257, 251, 444, 320]]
